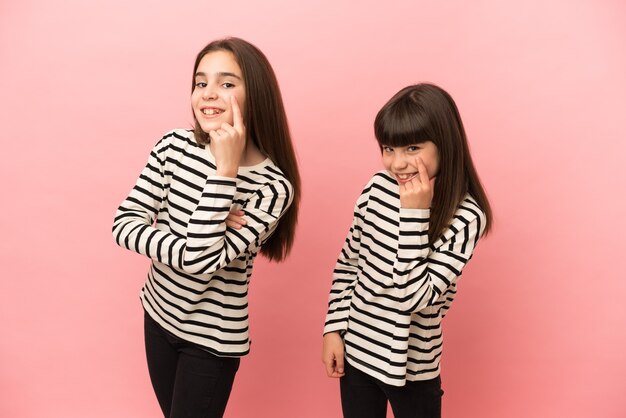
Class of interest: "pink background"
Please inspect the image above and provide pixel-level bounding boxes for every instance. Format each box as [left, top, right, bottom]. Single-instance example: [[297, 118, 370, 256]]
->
[[1, 0, 625, 417]]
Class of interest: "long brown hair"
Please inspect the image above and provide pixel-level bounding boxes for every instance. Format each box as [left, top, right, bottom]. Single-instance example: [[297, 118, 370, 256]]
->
[[192, 37, 301, 262], [374, 83, 492, 243]]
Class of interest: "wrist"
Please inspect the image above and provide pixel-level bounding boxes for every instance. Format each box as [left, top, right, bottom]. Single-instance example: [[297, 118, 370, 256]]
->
[[216, 166, 238, 178], [323, 331, 343, 339], [400, 200, 431, 209]]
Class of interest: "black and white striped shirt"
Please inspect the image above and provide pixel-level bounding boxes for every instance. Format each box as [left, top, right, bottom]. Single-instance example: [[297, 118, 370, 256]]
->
[[324, 171, 486, 386], [113, 129, 293, 356]]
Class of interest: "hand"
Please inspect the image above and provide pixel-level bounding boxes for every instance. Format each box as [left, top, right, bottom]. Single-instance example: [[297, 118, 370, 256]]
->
[[225, 210, 247, 229], [209, 96, 246, 178], [399, 157, 435, 209], [322, 332, 345, 378]]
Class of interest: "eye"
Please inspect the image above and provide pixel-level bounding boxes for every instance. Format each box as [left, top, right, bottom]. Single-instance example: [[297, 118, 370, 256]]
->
[[407, 145, 421, 152], [194, 81, 207, 88], [222, 82, 236, 89], [382, 146, 394, 153]]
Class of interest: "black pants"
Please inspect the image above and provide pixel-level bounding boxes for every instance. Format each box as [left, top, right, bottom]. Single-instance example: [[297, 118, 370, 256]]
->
[[340, 361, 443, 418], [144, 312, 240, 418]]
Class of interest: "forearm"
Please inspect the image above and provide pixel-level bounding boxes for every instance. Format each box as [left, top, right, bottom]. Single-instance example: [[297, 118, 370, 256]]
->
[[113, 217, 186, 267], [182, 176, 238, 273], [324, 182, 369, 333], [324, 279, 356, 334], [392, 207, 431, 287], [324, 254, 360, 334], [113, 176, 240, 273], [392, 212, 480, 313]]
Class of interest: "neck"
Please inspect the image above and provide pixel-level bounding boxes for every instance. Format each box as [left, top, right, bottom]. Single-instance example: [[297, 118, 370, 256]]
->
[[240, 139, 266, 166]]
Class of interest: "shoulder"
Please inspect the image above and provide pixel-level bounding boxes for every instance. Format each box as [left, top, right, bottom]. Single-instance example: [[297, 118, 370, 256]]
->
[[241, 162, 294, 214], [157, 129, 199, 149], [366, 170, 395, 189], [455, 194, 487, 229], [348, 170, 397, 212], [246, 161, 294, 198], [360, 170, 397, 199], [437, 194, 487, 247], [150, 129, 202, 160]]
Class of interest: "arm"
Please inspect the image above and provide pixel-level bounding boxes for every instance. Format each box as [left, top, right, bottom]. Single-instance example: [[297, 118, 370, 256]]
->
[[438, 282, 457, 318], [183, 177, 291, 274], [322, 331, 346, 378], [392, 202, 485, 313], [323, 195, 366, 335], [112, 136, 181, 265], [322, 193, 367, 379], [112, 135, 292, 274]]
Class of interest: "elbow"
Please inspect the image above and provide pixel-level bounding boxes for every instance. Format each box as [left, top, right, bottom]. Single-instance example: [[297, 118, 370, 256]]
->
[[181, 252, 222, 275], [112, 223, 126, 248], [181, 256, 207, 275], [398, 285, 438, 314]]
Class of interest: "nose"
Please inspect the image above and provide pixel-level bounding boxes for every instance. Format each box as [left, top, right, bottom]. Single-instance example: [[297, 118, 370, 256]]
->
[[392, 154, 408, 171], [202, 85, 217, 100]]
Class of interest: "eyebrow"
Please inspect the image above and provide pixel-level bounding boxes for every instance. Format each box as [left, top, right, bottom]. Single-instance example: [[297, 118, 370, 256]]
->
[[195, 71, 242, 80]]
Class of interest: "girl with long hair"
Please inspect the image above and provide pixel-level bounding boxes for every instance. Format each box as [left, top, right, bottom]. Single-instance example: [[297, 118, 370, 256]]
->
[[322, 83, 492, 418], [113, 37, 300, 418]]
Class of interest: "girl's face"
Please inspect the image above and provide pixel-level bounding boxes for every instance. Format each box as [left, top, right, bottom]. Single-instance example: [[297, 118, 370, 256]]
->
[[192, 50, 246, 133], [381, 141, 440, 185]]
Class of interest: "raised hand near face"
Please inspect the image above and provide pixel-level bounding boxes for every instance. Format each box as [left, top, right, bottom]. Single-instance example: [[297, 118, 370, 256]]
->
[[399, 157, 435, 209], [209, 96, 246, 178]]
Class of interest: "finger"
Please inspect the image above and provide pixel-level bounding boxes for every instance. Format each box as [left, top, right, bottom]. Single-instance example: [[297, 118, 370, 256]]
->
[[227, 215, 247, 226], [324, 356, 335, 377], [209, 130, 224, 141], [220, 122, 236, 136], [225, 220, 242, 229], [408, 175, 421, 189], [403, 179, 413, 192], [335, 353, 344, 374], [231, 96, 244, 132], [226, 214, 244, 223], [416, 157, 430, 186]]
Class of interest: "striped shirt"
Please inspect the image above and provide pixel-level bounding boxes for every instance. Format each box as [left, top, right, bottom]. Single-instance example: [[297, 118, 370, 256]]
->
[[324, 171, 486, 386], [113, 129, 293, 357]]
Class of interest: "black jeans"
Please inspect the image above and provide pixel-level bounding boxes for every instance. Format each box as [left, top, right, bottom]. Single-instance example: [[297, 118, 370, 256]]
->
[[340, 361, 443, 418], [144, 312, 240, 418]]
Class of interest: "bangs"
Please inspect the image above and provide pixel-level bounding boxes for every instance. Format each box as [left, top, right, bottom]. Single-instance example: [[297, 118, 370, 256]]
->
[[374, 90, 432, 147]]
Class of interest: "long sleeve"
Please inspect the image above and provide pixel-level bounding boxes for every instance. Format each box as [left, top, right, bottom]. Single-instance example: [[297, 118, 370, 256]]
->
[[322, 172, 488, 386], [438, 283, 457, 318], [112, 137, 183, 265], [183, 177, 292, 274], [113, 129, 296, 358], [392, 200, 485, 313], [323, 194, 367, 335], [112, 134, 292, 274]]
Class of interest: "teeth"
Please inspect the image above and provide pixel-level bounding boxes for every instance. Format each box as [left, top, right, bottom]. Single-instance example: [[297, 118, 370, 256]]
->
[[202, 108, 222, 115]]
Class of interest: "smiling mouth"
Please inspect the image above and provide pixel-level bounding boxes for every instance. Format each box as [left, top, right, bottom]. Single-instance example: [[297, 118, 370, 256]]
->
[[396, 173, 418, 181], [201, 108, 224, 116]]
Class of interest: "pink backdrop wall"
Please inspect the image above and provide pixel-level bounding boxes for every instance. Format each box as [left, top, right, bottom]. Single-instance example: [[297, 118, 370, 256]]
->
[[1, 0, 625, 417]]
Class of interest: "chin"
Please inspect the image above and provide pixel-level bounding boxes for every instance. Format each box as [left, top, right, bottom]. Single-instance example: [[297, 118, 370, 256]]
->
[[198, 122, 219, 133], [201, 120, 233, 133]]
